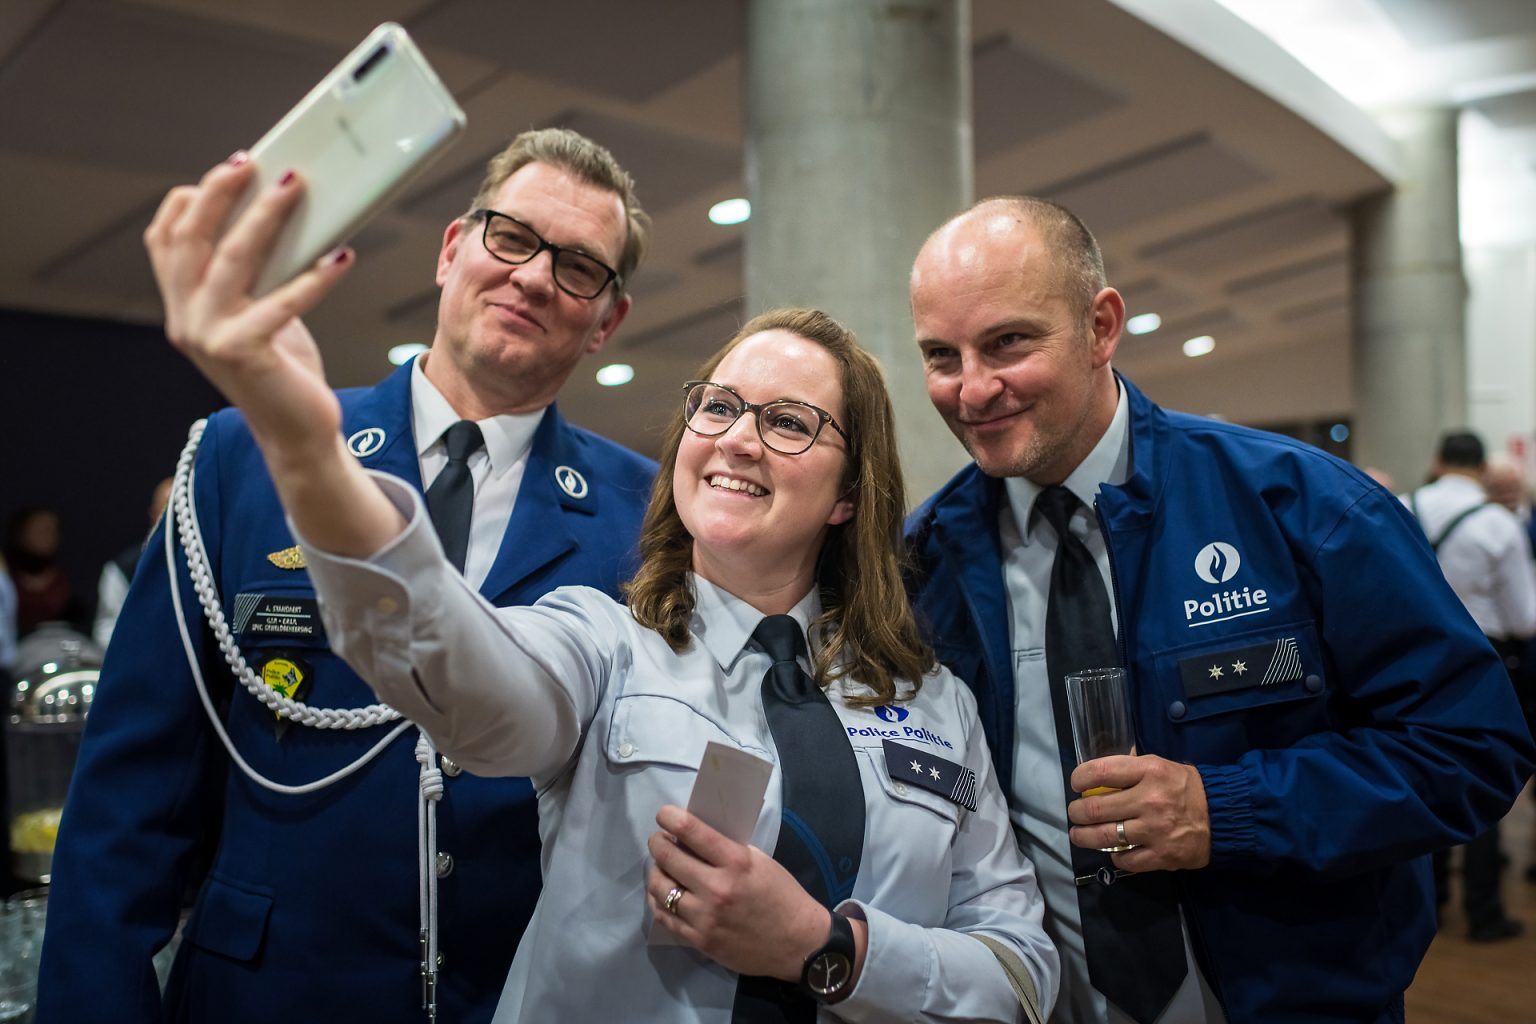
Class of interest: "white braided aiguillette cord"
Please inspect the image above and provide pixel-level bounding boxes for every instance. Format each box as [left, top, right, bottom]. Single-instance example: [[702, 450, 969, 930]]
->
[[167, 418, 413, 796], [416, 732, 444, 1016], [175, 418, 402, 728]]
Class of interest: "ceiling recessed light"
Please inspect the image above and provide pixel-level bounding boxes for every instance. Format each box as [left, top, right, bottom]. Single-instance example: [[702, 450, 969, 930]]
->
[[1126, 313, 1162, 335], [596, 363, 635, 387], [388, 342, 428, 366], [708, 198, 751, 225], [1183, 335, 1215, 358]]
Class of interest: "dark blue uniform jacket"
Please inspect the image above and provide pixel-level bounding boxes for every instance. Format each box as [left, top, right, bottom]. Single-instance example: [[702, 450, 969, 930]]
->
[[906, 374, 1535, 1024], [37, 360, 656, 1023]]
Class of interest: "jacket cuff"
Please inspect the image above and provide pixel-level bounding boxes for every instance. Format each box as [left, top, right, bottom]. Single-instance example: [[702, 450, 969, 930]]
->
[[1199, 763, 1258, 863]]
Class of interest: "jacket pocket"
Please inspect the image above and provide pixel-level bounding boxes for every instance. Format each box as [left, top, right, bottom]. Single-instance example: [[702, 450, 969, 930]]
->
[[182, 875, 274, 963], [229, 583, 330, 652], [860, 746, 965, 829], [604, 693, 767, 771], [1150, 620, 1331, 757]]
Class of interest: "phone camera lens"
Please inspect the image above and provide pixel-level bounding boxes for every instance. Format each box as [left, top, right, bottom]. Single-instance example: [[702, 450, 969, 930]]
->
[[353, 43, 392, 83]]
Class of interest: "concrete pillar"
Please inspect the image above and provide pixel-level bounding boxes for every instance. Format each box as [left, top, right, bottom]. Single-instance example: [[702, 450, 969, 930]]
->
[[745, 0, 971, 501], [1350, 106, 1466, 489]]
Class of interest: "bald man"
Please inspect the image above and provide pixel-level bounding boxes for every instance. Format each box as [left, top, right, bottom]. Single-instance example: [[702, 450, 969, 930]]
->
[[903, 196, 1535, 1024]]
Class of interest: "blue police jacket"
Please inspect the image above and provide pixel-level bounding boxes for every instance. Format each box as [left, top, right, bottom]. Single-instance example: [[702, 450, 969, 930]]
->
[[906, 374, 1535, 1024], [37, 360, 656, 1024]]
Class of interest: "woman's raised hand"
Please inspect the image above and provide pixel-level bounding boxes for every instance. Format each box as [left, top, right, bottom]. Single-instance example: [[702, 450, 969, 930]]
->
[[144, 153, 353, 465]]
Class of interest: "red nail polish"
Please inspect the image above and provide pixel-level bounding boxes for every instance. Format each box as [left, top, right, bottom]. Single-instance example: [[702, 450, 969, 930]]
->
[[328, 248, 352, 266], [226, 150, 248, 166], [278, 170, 296, 187]]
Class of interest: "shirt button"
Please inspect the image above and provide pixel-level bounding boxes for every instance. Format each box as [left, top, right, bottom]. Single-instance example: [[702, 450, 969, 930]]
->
[[1168, 701, 1187, 720], [894, 783, 909, 796], [618, 742, 635, 758], [435, 852, 454, 878], [1304, 674, 1323, 693], [376, 596, 399, 614], [441, 757, 462, 777]]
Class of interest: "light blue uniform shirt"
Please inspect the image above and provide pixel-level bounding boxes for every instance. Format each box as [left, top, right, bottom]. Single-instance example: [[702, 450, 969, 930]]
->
[[300, 472, 1059, 1024], [1001, 383, 1222, 1024]]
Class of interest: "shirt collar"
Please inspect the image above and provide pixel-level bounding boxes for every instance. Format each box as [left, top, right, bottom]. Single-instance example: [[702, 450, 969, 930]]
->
[[410, 354, 545, 477], [1003, 377, 1131, 546], [1429, 473, 1487, 498], [690, 573, 821, 672]]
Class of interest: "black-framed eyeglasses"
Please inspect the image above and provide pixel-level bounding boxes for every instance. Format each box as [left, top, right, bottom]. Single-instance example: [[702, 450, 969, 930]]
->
[[473, 209, 622, 300], [682, 380, 849, 456]]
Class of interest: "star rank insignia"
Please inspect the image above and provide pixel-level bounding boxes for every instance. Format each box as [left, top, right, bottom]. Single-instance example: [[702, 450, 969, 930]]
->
[[266, 545, 307, 570], [882, 739, 977, 811], [1177, 636, 1304, 698]]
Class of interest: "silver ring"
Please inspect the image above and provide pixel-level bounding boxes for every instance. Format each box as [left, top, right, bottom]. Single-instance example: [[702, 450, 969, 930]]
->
[[663, 885, 684, 916], [1116, 820, 1128, 846]]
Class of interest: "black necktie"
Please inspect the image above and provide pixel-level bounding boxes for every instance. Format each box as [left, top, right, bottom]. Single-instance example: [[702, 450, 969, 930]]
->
[[425, 420, 484, 573], [732, 614, 865, 1023], [1036, 485, 1186, 1024]]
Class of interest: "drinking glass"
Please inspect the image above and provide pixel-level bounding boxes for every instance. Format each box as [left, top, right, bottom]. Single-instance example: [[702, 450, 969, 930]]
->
[[1065, 666, 1138, 852], [0, 892, 44, 1022]]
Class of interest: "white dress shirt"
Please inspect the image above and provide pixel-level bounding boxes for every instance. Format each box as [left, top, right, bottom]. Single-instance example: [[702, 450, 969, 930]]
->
[[999, 382, 1223, 1024], [1405, 473, 1536, 639], [410, 355, 542, 590], [298, 472, 1060, 1023]]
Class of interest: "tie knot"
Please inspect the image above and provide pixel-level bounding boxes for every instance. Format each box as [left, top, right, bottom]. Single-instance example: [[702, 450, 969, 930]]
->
[[1034, 485, 1083, 539], [752, 614, 806, 666], [442, 420, 485, 463]]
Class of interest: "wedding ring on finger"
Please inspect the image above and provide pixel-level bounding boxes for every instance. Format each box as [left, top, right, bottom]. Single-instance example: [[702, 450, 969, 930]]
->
[[1116, 820, 1128, 847], [664, 885, 685, 916]]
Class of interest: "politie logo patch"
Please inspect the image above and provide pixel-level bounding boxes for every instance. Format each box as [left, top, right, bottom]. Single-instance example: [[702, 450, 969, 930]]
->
[[1184, 540, 1271, 629], [1194, 542, 1241, 584], [874, 705, 910, 723]]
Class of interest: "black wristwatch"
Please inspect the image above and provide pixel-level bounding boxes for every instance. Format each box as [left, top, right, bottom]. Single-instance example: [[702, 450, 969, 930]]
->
[[798, 910, 856, 1003]]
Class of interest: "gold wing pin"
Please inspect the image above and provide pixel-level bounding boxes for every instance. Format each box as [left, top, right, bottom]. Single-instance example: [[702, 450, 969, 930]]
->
[[266, 546, 307, 570]]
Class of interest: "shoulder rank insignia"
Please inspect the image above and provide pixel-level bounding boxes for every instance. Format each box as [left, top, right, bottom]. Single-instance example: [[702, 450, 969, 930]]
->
[[882, 739, 977, 811], [1177, 636, 1302, 697], [266, 546, 306, 570]]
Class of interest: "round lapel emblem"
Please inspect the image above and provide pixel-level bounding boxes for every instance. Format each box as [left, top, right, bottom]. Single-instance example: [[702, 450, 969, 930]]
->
[[347, 427, 387, 458], [554, 465, 589, 500]]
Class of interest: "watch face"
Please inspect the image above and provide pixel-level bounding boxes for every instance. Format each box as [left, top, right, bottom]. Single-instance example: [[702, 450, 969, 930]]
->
[[807, 951, 852, 997]]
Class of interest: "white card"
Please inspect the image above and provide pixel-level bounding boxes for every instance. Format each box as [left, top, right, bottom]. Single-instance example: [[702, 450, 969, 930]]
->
[[648, 741, 774, 945], [687, 741, 774, 842]]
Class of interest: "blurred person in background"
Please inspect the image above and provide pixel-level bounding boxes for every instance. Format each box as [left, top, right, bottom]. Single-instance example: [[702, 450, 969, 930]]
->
[[1406, 430, 1535, 940], [3, 506, 85, 636], [92, 477, 173, 649]]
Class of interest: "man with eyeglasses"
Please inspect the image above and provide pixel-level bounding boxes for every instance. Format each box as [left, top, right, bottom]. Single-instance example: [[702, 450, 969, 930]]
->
[[40, 128, 658, 1024]]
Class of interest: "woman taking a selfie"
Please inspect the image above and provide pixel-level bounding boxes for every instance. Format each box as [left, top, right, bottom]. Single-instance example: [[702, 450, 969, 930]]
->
[[145, 160, 1057, 1023]]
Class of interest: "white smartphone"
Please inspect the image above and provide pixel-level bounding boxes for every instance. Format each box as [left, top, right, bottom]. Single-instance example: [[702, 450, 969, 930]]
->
[[230, 23, 467, 296]]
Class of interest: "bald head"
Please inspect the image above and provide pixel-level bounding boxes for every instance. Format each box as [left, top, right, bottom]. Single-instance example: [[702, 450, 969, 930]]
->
[[914, 197, 1106, 326], [909, 195, 1124, 484]]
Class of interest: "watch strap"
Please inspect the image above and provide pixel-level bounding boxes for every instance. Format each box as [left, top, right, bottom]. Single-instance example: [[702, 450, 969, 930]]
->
[[798, 910, 857, 1003]]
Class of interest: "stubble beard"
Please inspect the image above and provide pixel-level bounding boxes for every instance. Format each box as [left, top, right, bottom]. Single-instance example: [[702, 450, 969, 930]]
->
[[952, 399, 1090, 483]]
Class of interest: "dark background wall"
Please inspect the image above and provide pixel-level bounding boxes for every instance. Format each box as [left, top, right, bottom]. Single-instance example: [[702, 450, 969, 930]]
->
[[1, 309, 223, 622]]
